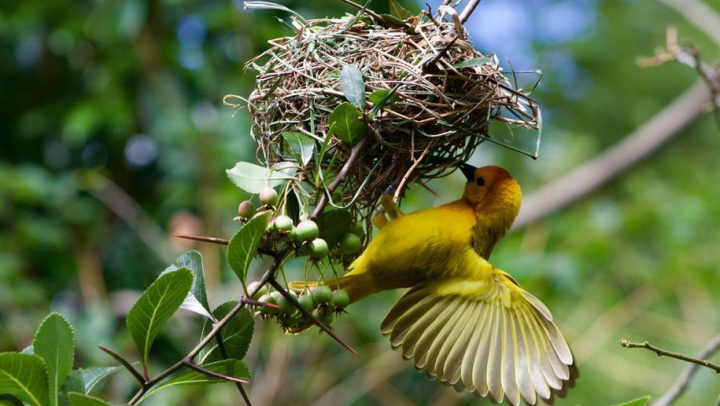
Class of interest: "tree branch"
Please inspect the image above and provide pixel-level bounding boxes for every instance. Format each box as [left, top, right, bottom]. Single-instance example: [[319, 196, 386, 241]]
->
[[513, 78, 713, 229], [654, 334, 720, 406]]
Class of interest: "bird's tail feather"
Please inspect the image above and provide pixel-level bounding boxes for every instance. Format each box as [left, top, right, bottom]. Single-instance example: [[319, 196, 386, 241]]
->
[[380, 284, 578, 406]]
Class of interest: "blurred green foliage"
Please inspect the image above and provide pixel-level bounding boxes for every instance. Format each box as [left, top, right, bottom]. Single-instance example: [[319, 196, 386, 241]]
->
[[1, 0, 720, 404]]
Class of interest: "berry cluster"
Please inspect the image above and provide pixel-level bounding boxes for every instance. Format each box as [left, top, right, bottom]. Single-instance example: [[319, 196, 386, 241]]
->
[[238, 186, 361, 332], [248, 282, 350, 332]]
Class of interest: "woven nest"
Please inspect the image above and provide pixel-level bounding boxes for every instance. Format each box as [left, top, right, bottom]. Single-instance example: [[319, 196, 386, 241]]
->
[[228, 8, 539, 222]]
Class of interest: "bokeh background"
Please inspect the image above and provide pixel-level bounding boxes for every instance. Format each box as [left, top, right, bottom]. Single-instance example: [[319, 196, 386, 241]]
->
[[2, 0, 719, 404]]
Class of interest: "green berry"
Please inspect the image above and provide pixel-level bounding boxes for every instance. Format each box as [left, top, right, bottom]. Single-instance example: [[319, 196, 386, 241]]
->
[[237, 200, 256, 219], [297, 293, 316, 311], [339, 233, 362, 255], [312, 285, 333, 304], [259, 187, 278, 206], [257, 293, 277, 314], [313, 308, 333, 326], [247, 281, 267, 300], [331, 289, 350, 309], [273, 215, 294, 232], [276, 291, 298, 315], [349, 221, 365, 237], [309, 238, 329, 259], [295, 220, 319, 242]]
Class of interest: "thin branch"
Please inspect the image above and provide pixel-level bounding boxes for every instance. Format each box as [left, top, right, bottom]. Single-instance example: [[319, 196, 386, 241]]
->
[[619, 338, 720, 373], [643, 334, 720, 406], [267, 279, 359, 355], [513, 78, 713, 229], [459, 0, 482, 24], [183, 359, 250, 384], [173, 234, 230, 245], [81, 171, 176, 262], [98, 345, 145, 384], [311, 135, 371, 219], [656, 0, 720, 47]]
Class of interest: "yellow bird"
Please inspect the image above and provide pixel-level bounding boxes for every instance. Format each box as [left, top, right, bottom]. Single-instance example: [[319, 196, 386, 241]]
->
[[296, 164, 577, 405]]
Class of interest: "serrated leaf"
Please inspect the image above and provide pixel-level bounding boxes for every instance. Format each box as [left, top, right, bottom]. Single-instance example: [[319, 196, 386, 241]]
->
[[62, 366, 123, 395], [0, 352, 48, 406], [127, 268, 194, 367], [328, 103, 367, 147], [453, 56, 494, 69], [33, 313, 75, 406], [227, 212, 271, 284], [67, 392, 112, 406], [388, 0, 413, 19], [340, 65, 366, 109], [226, 161, 297, 193], [611, 396, 651, 406], [369, 89, 398, 107], [202, 303, 254, 363], [138, 359, 250, 404], [316, 210, 352, 246], [164, 251, 209, 311], [281, 132, 315, 167], [163, 251, 212, 319]]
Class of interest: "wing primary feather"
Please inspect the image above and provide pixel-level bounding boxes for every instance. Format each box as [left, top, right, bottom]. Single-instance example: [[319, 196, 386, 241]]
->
[[501, 305, 520, 406], [485, 302, 505, 404]]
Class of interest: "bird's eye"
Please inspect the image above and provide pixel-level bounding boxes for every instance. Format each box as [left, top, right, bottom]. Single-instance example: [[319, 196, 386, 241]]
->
[[475, 177, 485, 186]]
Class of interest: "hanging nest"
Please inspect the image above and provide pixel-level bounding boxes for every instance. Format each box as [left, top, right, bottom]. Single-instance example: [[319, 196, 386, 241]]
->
[[226, 4, 540, 224]]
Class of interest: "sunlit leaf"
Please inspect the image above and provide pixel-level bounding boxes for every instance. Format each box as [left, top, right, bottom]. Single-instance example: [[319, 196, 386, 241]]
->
[[226, 161, 297, 193], [282, 131, 315, 167], [126, 268, 193, 367], [164, 251, 212, 318], [33, 313, 75, 406]]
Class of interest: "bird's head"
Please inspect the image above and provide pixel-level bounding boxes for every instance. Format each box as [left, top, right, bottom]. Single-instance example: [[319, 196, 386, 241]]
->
[[458, 163, 522, 225]]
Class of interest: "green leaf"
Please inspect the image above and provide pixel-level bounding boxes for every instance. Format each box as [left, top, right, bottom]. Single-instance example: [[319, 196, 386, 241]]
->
[[164, 251, 212, 319], [61, 366, 123, 395], [369, 89, 398, 107], [33, 312, 75, 406], [202, 302, 254, 363], [339, 65, 366, 110], [453, 56, 494, 69], [67, 392, 112, 406], [286, 187, 301, 224], [0, 352, 48, 406], [281, 132, 315, 167], [138, 359, 250, 403], [226, 161, 297, 193], [610, 396, 651, 406], [388, 0, 413, 20], [126, 268, 194, 367], [328, 103, 367, 147], [316, 210, 352, 246], [227, 212, 271, 284], [165, 251, 208, 310]]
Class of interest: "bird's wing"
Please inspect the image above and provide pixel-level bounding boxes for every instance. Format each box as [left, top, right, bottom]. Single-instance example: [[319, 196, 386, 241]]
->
[[380, 253, 577, 406]]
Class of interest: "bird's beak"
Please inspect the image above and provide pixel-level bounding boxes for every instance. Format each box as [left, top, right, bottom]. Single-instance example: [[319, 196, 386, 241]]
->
[[458, 163, 477, 182]]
